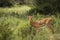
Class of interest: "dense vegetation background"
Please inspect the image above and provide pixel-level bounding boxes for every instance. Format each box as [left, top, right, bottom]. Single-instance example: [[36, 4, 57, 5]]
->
[[0, 0, 60, 40]]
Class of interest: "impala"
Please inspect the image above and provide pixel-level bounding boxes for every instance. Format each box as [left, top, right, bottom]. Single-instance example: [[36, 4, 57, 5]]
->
[[29, 16, 54, 34]]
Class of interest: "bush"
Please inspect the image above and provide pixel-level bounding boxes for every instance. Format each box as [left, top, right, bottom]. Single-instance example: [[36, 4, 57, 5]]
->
[[0, 0, 15, 7]]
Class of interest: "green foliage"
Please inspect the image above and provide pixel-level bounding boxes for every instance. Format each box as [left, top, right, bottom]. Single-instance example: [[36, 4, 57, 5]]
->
[[28, 0, 60, 15], [0, 0, 16, 7], [0, 5, 60, 40]]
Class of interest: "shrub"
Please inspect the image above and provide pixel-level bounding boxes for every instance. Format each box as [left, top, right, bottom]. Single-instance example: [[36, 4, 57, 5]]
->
[[0, 0, 15, 7]]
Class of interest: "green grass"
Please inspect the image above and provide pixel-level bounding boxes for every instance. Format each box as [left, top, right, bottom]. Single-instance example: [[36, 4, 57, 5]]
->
[[0, 5, 31, 15], [0, 5, 60, 40]]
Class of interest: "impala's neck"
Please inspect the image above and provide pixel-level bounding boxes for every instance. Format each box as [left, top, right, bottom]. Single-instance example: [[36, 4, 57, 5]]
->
[[29, 16, 33, 23], [29, 18, 33, 22]]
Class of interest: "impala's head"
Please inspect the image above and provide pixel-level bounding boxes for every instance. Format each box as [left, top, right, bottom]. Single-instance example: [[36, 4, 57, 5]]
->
[[29, 16, 32, 18]]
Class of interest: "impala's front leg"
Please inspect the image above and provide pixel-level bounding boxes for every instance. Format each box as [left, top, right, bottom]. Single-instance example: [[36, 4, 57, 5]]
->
[[47, 24, 54, 34], [34, 27, 40, 35]]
